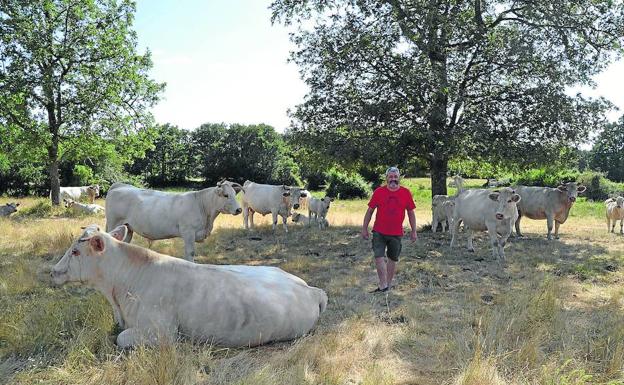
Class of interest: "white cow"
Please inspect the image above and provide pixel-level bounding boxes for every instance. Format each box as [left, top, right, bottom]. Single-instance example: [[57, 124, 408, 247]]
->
[[0, 202, 19, 217], [51, 224, 327, 348], [450, 187, 521, 260], [64, 199, 105, 215], [241, 181, 308, 232], [513, 182, 586, 239], [55, 185, 100, 204], [605, 196, 624, 234], [431, 197, 455, 233], [308, 196, 333, 228], [291, 212, 329, 228], [105, 181, 242, 261]]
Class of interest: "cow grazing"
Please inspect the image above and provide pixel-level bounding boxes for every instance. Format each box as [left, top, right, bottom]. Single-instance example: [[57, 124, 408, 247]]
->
[[51, 224, 327, 348], [450, 187, 521, 260], [105, 181, 242, 261], [605, 196, 624, 234], [0, 202, 19, 217], [308, 196, 333, 228], [291, 212, 329, 228], [64, 199, 105, 215], [513, 182, 586, 239], [241, 181, 308, 232], [55, 185, 100, 204], [431, 196, 455, 233]]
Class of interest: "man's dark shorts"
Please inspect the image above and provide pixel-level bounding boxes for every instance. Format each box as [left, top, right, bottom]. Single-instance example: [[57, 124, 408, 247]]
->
[[372, 231, 403, 261]]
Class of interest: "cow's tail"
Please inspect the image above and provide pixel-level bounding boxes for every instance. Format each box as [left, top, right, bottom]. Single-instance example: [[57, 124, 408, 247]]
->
[[317, 288, 328, 314]]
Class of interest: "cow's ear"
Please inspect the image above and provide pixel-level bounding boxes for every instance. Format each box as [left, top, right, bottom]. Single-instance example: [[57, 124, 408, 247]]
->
[[488, 192, 500, 201], [557, 185, 567, 192], [511, 194, 521, 203], [577, 185, 586, 193], [89, 236, 105, 253], [109, 225, 128, 241]]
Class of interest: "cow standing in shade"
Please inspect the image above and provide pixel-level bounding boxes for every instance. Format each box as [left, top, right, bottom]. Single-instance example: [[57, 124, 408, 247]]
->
[[513, 182, 586, 239], [450, 187, 521, 260], [605, 196, 624, 234], [241, 181, 307, 233], [51, 225, 327, 348], [431, 175, 464, 232], [105, 181, 242, 262], [55, 185, 100, 204]]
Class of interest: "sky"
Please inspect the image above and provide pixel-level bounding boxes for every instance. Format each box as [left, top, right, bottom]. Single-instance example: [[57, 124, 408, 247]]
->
[[134, 0, 623, 133]]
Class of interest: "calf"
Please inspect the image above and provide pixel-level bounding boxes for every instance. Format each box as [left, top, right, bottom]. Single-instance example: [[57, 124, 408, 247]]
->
[[431, 195, 455, 232], [291, 212, 329, 228], [51, 225, 328, 348], [450, 187, 521, 260], [308, 196, 333, 228], [605, 196, 624, 234]]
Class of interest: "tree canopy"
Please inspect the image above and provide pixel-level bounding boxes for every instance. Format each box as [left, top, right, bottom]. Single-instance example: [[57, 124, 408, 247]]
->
[[0, 0, 163, 204], [591, 115, 624, 182], [271, 0, 623, 196]]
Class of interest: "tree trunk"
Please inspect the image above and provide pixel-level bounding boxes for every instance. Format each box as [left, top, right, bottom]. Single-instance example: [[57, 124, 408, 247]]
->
[[430, 157, 448, 197], [48, 140, 60, 205]]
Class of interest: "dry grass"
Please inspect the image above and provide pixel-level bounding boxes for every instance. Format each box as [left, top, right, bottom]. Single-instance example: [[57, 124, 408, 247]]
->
[[1, 183, 624, 384]]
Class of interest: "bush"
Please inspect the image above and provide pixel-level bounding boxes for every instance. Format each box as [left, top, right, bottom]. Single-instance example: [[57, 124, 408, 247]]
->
[[577, 171, 624, 201], [325, 169, 371, 199], [513, 168, 580, 187]]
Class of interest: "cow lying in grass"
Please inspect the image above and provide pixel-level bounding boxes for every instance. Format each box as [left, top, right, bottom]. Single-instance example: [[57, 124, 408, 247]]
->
[[64, 199, 104, 215], [51, 224, 328, 348], [0, 202, 19, 217], [291, 212, 329, 228]]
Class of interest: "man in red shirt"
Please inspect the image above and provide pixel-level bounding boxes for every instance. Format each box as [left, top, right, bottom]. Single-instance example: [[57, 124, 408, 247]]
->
[[362, 166, 417, 292]]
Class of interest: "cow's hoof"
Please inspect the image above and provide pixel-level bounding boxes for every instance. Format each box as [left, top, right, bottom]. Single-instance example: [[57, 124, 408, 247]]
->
[[468, 248, 475, 253]]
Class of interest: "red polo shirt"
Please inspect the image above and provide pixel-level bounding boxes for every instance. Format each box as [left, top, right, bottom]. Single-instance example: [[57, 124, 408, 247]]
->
[[368, 186, 416, 236]]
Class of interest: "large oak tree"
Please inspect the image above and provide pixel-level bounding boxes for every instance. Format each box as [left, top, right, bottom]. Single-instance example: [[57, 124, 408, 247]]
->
[[271, 0, 623, 196], [0, 0, 163, 204]]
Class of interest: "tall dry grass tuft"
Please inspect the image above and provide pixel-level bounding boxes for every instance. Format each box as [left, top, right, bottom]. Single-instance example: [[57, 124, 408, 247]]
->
[[453, 347, 507, 385]]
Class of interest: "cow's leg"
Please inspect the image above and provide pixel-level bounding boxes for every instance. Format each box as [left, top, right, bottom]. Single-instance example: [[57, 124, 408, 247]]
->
[[432, 214, 439, 233], [450, 217, 461, 248], [308, 209, 312, 226], [243, 204, 249, 230], [620, 218, 623, 234], [182, 234, 196, 262], [514, 212, 524, 238], [607, 216, 611, 232], [249, 209, 255, 229], [554, 221, 561, 239], [282, 214, 289, 232], [466, 228, 475, 253], [546, 215, 554, 240], [272, 211, 279, 232], [486, 224, 500, 260]]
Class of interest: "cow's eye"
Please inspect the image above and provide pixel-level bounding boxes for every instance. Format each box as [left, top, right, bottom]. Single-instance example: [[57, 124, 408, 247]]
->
[[507, 200, 512, 203], [71, 249, 80, 256], [223, 194, 229, 198]]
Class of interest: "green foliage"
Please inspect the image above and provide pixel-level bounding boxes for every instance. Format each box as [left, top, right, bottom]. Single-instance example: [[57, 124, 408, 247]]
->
[[193, 123, 301, 186], [577, 171, 624, 201], [72, 165, 95, 186], [590, 116, 624, 182], [325, 169, 371, 199], [0, 0, 163, 203], [513, 168, 581, 187]]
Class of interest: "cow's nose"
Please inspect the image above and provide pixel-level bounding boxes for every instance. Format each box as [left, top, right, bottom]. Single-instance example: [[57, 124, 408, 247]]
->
[[293, 204, 300, 209], [495, 213, 504, 220], [569, 197, 576, 202], [235, 208, 242, 215]]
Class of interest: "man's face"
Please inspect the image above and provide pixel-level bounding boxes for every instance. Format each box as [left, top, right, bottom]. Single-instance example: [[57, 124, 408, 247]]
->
[[386, 171, 400, 188]]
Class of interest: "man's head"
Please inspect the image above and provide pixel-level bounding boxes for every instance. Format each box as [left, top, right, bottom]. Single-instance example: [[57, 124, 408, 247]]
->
[[386, 166, 400, 190]]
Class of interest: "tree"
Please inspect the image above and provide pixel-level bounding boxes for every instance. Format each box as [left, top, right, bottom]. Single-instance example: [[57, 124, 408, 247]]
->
[[271, 0, 621, 196], [0, 0, 163, 204], [591, 116, 624, 182], [192, 123, 301, 186], [128, 124, 193, 186]]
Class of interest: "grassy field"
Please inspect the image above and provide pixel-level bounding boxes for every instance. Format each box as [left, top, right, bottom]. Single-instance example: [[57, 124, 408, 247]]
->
[[1, 178, 623, 384]]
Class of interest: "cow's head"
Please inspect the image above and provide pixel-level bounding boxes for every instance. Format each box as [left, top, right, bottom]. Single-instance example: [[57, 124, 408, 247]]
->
[[318, 196, 334, 216], [283, 186, 307, 210], [448, 175, 464, 190], [63, 198, 75, 208], [442, 200, 455, 220], [615, 196, 624, 209], [88, 185, 100, 197], [557, 182, 586, 203], [51, 225, 127, 285], [215, 181, 243, 215], [489, 188, 521, 221]]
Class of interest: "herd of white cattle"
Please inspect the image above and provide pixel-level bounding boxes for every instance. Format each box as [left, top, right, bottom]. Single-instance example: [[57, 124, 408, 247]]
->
[[2, 177, 621, 349], [48, 180, 329, 349]]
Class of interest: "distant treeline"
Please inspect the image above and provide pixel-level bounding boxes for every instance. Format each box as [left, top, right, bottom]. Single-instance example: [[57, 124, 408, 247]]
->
[[1, 117, 624, 200]]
